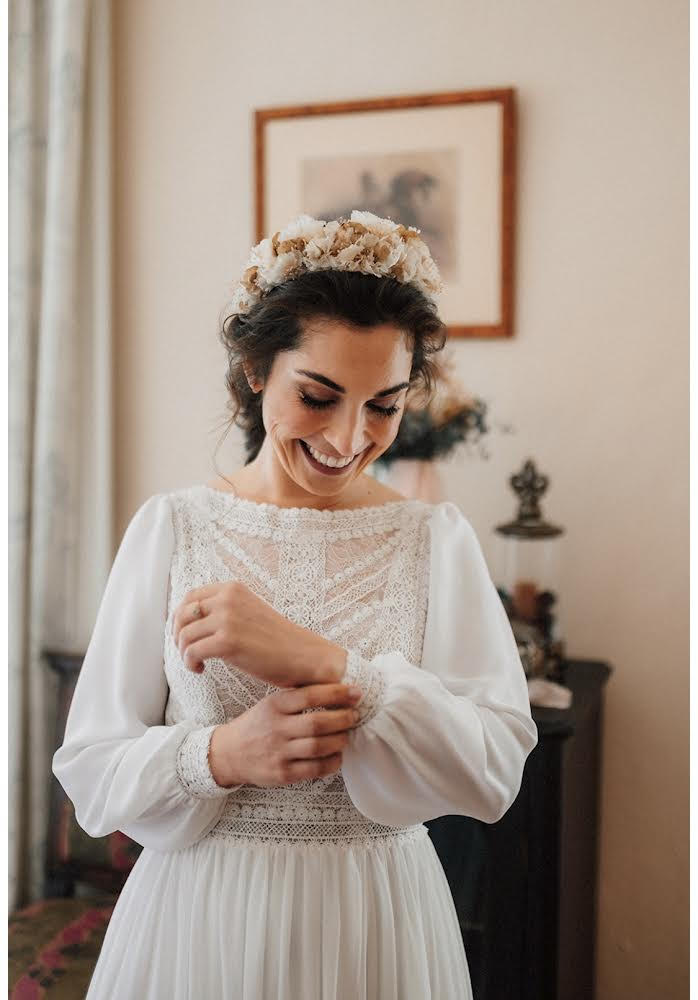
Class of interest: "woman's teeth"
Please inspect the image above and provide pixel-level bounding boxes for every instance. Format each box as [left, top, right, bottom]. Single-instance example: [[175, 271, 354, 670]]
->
[[303, 441, 356, 468], [308, 445, 353, 467]]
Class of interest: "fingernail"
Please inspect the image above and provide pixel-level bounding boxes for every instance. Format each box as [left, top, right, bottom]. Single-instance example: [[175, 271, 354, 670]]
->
[[347, 686, 362, 698]]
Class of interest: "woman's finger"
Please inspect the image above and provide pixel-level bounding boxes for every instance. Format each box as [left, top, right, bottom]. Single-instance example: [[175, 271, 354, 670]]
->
[[284, 707, 360, 739], [275, 683, 362, 716], [177, 615, 216, 659], [180, 633, 223, 673], [284, 732, 350, 761], [173, 596, 212, 644]]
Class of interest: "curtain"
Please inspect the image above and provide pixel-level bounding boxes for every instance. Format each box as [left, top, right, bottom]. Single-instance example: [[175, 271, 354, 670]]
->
[[9, 0, 114, 911]]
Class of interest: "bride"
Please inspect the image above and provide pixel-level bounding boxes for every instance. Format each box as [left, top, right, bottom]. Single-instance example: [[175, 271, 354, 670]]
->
[[53, 211, 538, 999]]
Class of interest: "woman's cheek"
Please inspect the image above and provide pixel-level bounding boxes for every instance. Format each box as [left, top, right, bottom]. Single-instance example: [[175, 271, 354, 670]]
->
[[266, 409, 317, 445], [288, 403, 326, 437]]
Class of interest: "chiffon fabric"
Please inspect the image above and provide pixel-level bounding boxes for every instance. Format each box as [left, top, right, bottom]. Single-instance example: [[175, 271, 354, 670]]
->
[[52, 485, 538, 999]]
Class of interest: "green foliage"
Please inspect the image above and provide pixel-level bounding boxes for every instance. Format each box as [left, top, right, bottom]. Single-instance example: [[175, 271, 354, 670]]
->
[[376, 397, 489, 466]]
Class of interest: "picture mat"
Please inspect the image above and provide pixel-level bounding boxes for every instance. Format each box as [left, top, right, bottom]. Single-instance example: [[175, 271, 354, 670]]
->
[[265, 103, 502, 324]]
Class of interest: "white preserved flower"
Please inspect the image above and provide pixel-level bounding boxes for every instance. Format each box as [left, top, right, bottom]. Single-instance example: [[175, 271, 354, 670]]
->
[[400, 244, 421, 282], [349, 210, 402, 235], [227, 285, 255, 315], [258, 251, 300, 288], [277, 214, 327, 242], [376, 241, 403, 271], [334, 244, 365, 266], [249, 237, 276, 270]]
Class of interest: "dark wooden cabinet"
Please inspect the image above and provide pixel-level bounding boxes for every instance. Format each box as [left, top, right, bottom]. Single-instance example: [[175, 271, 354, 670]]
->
[[426, 659, 611, 1000]]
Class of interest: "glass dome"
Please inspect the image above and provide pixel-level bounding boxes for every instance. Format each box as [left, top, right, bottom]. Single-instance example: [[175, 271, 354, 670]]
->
[[494, 459, 566, 681]]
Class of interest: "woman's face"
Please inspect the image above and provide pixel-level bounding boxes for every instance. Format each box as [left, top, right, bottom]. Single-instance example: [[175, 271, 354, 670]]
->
[[254, 317, 413, 500]]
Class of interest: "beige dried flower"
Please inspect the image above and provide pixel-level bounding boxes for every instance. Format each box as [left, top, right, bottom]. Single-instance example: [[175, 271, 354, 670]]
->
[[225, 210, 444, 316]]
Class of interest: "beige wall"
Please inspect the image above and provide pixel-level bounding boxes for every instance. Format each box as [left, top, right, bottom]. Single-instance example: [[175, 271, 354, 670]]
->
[[113, 1, 689, 996]]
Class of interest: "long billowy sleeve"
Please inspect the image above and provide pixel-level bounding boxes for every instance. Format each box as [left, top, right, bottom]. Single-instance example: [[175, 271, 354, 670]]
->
[[52, 493, 242, 853], [341, 501, 539, 826]]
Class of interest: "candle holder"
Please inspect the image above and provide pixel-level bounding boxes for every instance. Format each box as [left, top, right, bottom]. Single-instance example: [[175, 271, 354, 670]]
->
[[494, 458, 566, 683]]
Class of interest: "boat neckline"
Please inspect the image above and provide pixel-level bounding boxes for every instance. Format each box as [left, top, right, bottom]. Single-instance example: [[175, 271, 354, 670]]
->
[[198, 483, 418, 517]]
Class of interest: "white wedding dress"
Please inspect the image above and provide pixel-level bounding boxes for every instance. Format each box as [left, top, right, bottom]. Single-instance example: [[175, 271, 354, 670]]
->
[[52, 484, 538, 1000]]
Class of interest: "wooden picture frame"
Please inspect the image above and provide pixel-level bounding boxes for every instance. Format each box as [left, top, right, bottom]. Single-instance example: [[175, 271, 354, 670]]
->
[[254, 88, 517, 339]]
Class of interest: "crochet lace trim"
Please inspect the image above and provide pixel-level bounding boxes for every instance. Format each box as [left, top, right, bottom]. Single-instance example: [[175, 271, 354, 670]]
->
[[204, 822, 430, 852], [175, 724, 243, 799], [201, 485, 420, 539]]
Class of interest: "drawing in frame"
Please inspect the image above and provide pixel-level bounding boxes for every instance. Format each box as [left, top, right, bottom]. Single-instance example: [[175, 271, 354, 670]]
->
[[254, 88, 517, 339]]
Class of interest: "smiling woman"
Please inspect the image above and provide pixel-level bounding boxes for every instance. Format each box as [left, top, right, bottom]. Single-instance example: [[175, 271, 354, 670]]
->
[[52, 212, 537, 1000], [218, 309, 430, 506], [210, 264, 446, 509]]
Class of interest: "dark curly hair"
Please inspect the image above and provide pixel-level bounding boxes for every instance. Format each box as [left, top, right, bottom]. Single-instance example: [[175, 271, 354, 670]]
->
[[212, 269, 447, 469]]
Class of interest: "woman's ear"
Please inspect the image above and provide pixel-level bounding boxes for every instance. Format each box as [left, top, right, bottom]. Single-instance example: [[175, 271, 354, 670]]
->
[[242, 362, 262, 393]]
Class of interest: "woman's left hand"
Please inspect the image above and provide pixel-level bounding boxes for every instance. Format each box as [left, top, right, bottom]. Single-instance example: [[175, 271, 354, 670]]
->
[[172, 580, 347, 689]]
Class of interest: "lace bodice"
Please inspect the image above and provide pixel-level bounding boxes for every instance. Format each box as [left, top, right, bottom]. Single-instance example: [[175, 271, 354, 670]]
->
[[167, 486, 433, 847]]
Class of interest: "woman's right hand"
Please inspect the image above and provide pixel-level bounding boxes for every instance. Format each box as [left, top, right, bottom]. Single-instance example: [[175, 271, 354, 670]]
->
[[207, 682, 363, 788]]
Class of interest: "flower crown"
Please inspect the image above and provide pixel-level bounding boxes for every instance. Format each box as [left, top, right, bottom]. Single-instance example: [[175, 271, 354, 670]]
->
[[226, 210, 444, 317]]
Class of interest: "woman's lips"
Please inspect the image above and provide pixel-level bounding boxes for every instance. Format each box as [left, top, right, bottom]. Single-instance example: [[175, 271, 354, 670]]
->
[[298, 439, 360, 476]]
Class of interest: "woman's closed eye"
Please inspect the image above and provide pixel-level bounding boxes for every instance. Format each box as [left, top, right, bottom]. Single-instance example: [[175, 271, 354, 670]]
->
[[298, 390, 400, 418]]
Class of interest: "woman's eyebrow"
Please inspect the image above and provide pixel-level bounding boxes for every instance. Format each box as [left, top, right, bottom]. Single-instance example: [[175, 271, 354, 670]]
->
[[294, 369, 410, 397]]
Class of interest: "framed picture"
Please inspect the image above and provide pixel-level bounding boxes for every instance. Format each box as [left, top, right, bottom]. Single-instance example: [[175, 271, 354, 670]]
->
[[254, 88, 517, 339]]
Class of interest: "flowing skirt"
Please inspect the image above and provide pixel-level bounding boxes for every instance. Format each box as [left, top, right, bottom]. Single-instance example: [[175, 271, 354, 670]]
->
[[86, 825, 473, 999]]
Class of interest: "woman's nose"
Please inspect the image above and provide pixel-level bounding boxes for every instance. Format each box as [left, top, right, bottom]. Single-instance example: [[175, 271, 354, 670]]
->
[[325, 412, 368, 457]]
